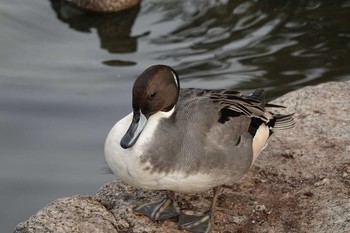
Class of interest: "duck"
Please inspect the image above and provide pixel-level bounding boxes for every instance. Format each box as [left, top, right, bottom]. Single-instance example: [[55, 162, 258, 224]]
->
[[65, 0, 139, 12], [105, 65, 295, 233]]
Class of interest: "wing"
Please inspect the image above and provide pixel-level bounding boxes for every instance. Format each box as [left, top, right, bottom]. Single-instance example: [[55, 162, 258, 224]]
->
[[179, 88, 294, 135]]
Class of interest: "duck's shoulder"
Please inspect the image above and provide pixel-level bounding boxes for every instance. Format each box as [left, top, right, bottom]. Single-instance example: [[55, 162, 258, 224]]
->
[[177, 88, 263, 114], [178, 88, 260, 104], [176, 88, 220, 118]]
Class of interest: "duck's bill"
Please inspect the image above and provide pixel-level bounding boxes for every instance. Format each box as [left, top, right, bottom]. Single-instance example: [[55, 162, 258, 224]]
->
[[120, 110, 147, 149]]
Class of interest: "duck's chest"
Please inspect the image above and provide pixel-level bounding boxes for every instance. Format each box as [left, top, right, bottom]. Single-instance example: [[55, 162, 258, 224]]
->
[[104, 113, 149, 186], [105, 112, 183, 188]]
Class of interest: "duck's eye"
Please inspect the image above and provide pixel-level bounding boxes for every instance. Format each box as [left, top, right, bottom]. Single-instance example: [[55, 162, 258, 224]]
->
[[150, 92, 156, 98]]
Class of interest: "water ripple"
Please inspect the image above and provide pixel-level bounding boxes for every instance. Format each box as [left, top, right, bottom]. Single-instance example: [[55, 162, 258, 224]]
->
[[136, 0, 350, 95]]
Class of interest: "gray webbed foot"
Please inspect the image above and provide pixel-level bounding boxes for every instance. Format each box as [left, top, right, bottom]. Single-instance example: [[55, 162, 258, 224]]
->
[[178, 210, 213, 233], [178, 186, 221, 233], [135, 191, 180, 221]]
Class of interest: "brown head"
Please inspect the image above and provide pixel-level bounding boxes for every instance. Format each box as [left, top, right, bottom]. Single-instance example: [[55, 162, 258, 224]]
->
[[121, 65, 180, 149], [132, 65, 180, 117]]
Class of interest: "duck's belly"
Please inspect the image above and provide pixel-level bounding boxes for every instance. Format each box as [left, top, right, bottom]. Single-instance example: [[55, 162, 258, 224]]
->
[[113, 165, 228, 193], [106, 143, 226, 193], [144, 172, 224, 193]]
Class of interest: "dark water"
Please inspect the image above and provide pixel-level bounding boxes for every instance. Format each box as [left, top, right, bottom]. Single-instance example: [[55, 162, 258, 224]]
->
[[1, 0, 350, 231]]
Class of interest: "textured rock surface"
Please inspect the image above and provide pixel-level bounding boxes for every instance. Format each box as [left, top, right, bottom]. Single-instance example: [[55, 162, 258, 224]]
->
[[14, 196, 119, 233], [14, 81, 350, 233]]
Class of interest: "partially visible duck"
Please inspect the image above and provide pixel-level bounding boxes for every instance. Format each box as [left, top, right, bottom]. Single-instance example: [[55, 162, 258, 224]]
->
[[105, 65, 295, 233], [66, 0, 139, 12]]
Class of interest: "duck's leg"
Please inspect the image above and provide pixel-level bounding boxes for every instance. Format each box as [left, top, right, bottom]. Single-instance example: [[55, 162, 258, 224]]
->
[[135, 190, 180, 221], [178, 186, 221, 233]]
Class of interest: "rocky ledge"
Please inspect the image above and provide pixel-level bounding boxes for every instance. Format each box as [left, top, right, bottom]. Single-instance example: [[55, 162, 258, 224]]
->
[[15, 81, 350, 233]]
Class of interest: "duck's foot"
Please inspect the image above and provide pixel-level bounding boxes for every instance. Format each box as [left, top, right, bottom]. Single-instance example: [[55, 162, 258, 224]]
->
[[178, 210, 213, 233], [135, 192, 180, 221]]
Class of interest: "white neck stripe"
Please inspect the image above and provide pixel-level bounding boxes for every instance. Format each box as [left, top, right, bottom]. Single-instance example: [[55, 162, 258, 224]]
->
[[160, 106, 175, 118], [171, 71, 179, 88], [131, 106, 175, 156]]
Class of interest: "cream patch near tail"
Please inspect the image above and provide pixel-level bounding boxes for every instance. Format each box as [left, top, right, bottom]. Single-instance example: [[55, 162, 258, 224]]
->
[[252, 124, 269, 163]]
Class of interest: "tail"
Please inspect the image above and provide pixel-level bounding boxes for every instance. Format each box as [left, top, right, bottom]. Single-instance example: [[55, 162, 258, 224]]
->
[[250, 92, 295, 163], [251, 113, 294, 164], [250, 89, 295, 133], [268, 113, 295, 134]]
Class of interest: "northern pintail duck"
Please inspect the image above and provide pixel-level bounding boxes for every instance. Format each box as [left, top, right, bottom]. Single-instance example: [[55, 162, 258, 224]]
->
[[66, 0, 139, 12], [105, 65, 294, 232]]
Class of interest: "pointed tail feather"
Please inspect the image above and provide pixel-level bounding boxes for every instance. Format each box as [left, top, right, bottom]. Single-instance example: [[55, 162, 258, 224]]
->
[[269, 113, 295, 132], [265, 103, 286, 108]]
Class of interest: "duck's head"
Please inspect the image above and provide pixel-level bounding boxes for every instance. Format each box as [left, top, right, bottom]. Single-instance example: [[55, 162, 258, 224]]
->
[[120, 65, 180, 149]]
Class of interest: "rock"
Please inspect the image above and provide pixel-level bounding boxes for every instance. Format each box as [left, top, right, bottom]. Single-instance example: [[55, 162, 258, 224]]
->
[[314, 178, 331, 187], [255, 204, 266, 212], [224, 215, 247, 224], [14, 196, 119, 233], [14, 81, 350, 233]]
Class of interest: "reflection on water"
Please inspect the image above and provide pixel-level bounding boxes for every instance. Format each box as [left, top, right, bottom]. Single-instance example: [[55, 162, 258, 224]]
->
[[143, 0, 350, 96], [48, 0, 350, 96], [1, 0, 350, 232], [50, 0, 141, 54]]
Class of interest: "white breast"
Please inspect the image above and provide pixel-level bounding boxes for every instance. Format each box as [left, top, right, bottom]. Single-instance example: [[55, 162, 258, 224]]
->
[[105, 113, 139, 185]]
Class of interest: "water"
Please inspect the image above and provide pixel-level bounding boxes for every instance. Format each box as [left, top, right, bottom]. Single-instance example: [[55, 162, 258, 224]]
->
[[1, 0, 350, 231]]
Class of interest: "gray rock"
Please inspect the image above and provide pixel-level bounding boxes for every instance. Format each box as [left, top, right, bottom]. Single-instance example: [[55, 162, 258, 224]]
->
[[14, 196, 119, 233], [14, 81, 350, 233]]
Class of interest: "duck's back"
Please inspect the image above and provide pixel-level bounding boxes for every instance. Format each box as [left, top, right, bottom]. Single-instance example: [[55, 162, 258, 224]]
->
[[139, 88, 255, 183]]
